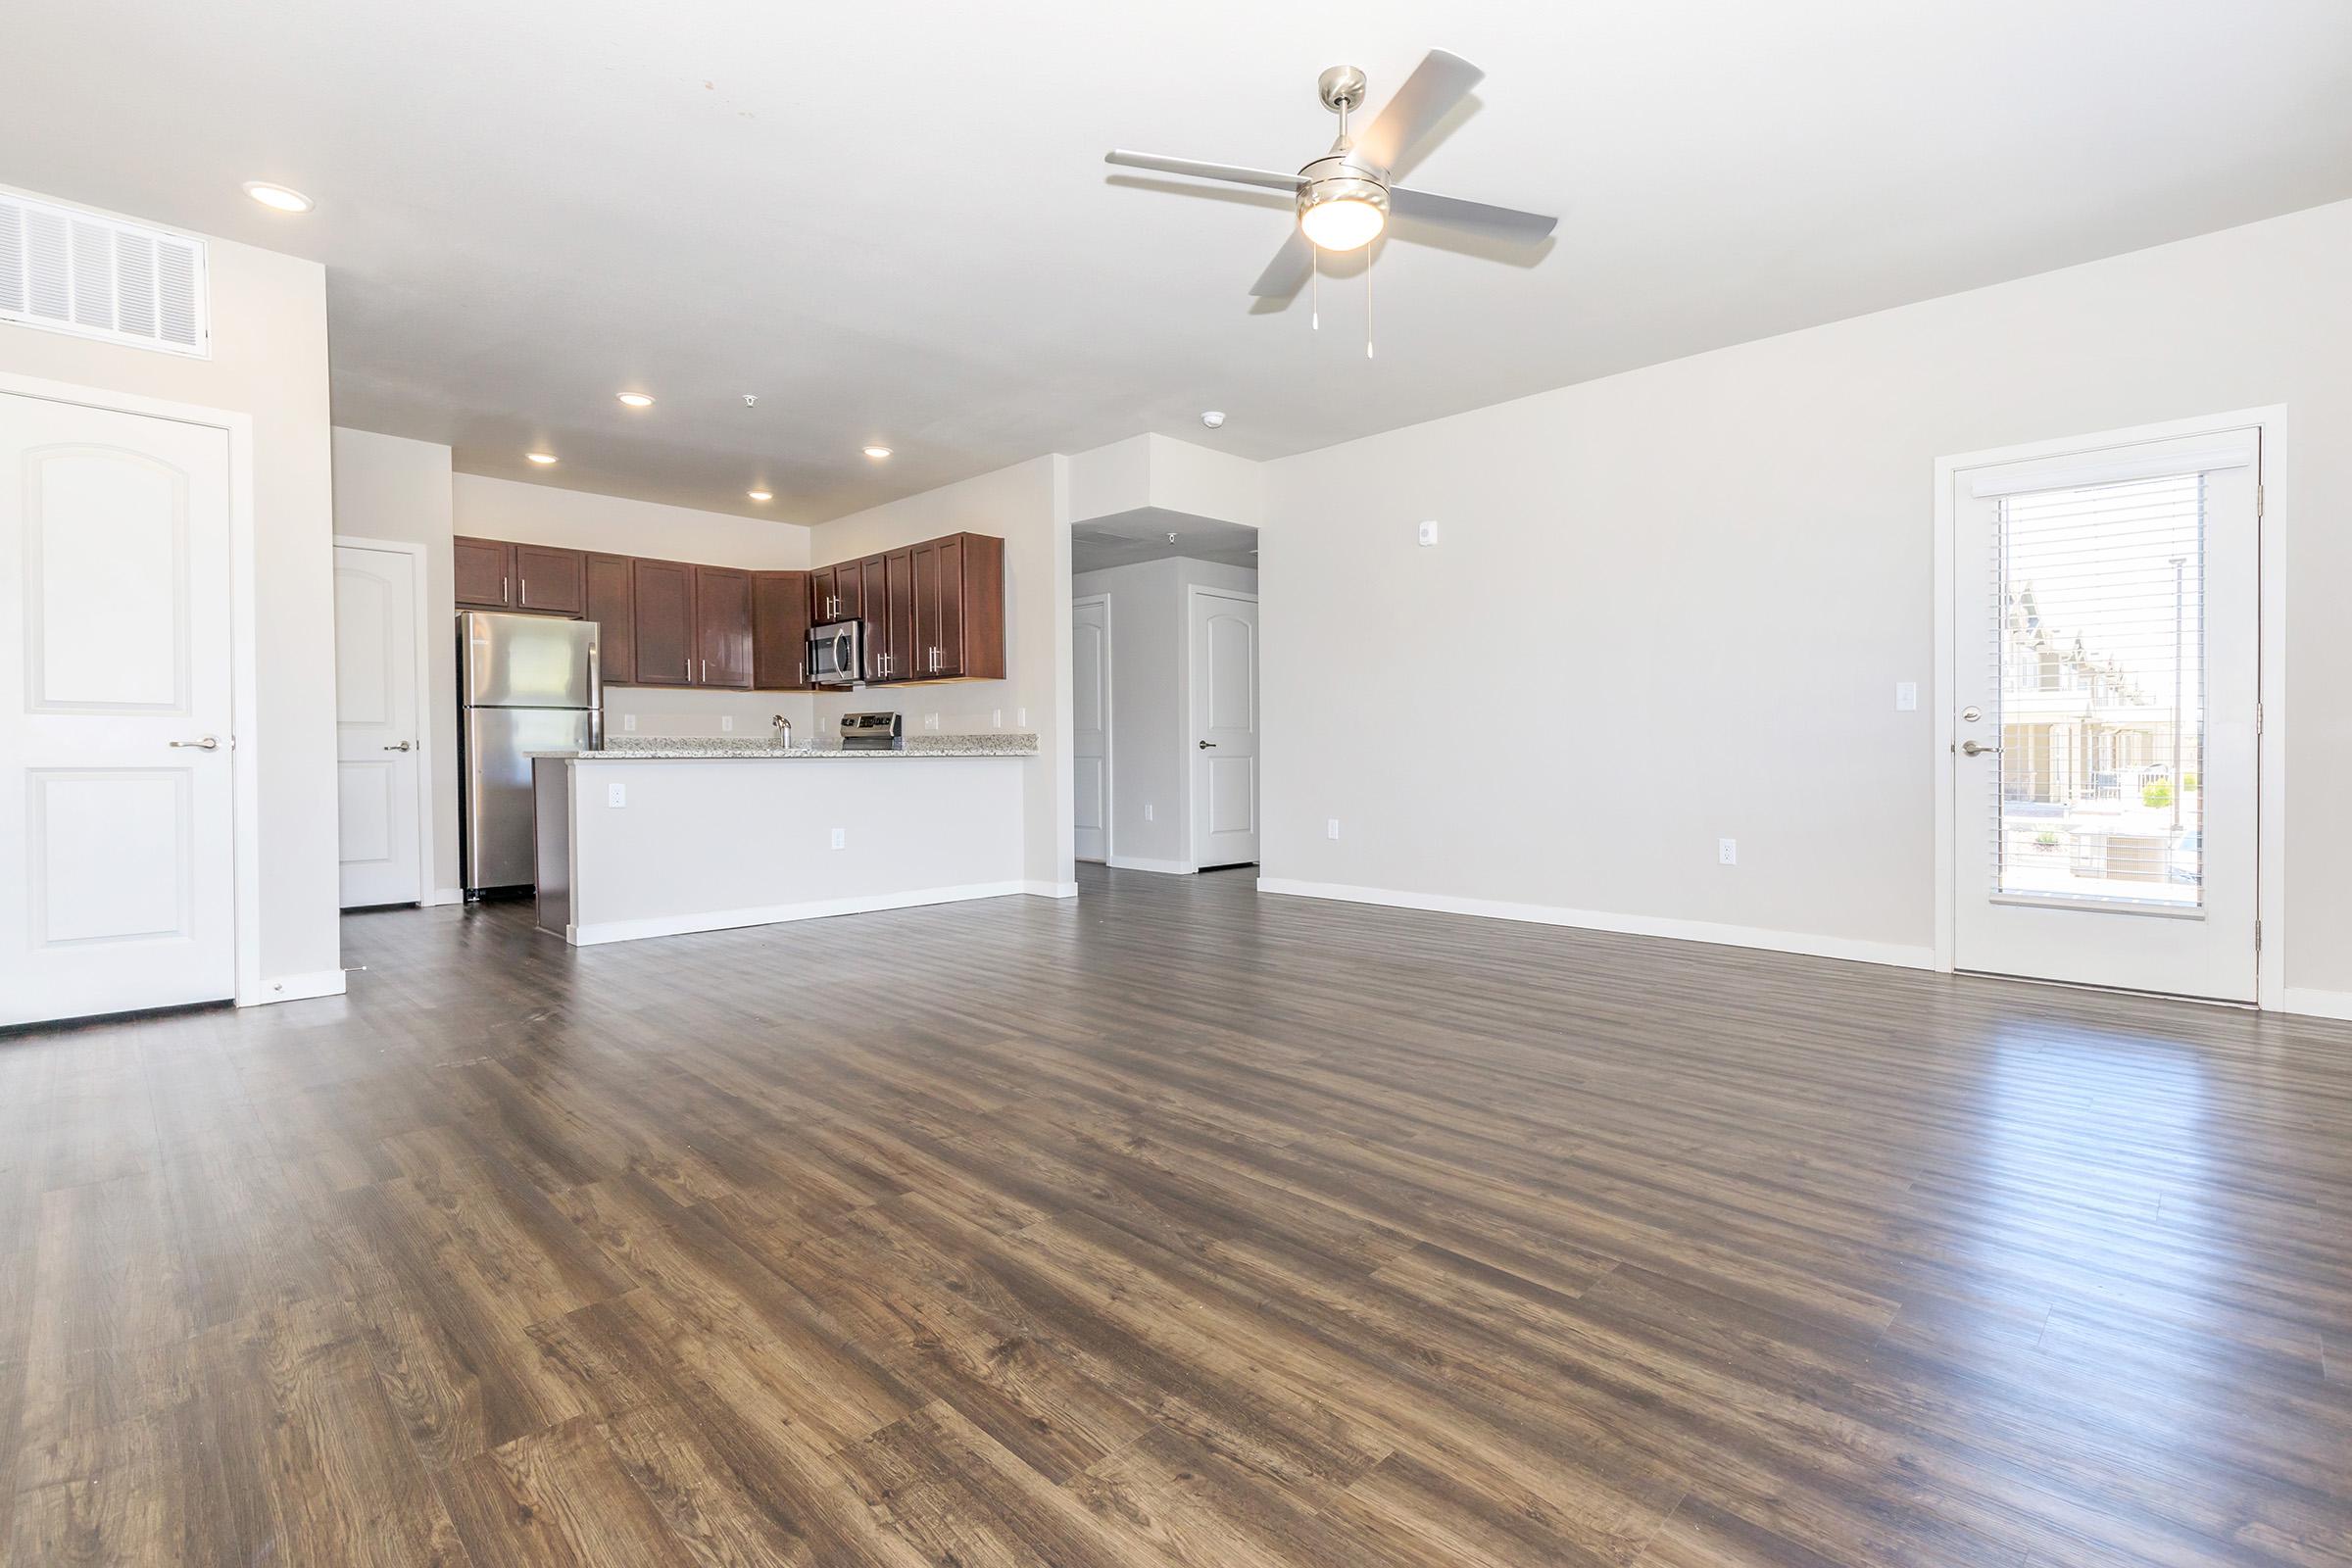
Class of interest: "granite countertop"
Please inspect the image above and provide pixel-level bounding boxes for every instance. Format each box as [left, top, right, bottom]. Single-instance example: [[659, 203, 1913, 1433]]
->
[[532, 734, 1040, 760]]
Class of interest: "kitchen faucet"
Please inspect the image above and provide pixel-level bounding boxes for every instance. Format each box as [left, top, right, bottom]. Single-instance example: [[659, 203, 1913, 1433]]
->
[[770, 713, 793, 747]]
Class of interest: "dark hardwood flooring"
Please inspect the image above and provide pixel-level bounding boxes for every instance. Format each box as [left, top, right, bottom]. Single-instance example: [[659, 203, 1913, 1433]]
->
[[3, 865, 2350, 1565]]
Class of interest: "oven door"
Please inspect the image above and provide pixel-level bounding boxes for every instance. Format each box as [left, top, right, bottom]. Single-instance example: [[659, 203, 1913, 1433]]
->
[[808, 620, 863, 685]]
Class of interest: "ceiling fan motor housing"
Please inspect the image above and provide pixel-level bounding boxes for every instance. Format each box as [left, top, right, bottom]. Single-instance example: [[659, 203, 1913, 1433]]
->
[[1297, 153, 1390, 228]]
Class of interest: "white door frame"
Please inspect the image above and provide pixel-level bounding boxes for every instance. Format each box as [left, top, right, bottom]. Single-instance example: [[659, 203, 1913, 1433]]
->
[[1071, 591, 1112, 863], [1933, 405, 2288, 1011], [1184, 584, 1259, 871], [334, 534, 437, 906], [0, 368, 266, 1004]]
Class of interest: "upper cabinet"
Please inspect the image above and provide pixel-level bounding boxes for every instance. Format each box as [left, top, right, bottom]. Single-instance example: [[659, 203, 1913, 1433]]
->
[[514, 544, 586, 615], [808, 531, 1004, 685], [454, 536, 514, 610], [692, 565, 754, 690], [629, 558, 696, 688], [583, 553, 635, 686], [752, 570, 811, 691]]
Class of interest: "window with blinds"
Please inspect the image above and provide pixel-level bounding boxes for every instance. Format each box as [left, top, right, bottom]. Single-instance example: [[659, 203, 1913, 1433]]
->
[[0, 191, 209, 357], [1991, 471, 2204, 907]]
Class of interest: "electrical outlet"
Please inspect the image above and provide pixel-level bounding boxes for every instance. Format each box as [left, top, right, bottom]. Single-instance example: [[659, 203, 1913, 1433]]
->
[[1327, 818, 1342, 840], [1718, 838, 1738, 865], [721, 715, 734, 732], [1016, 708, 1028, 727], [1144, 804, 1153, 822], [622, 712, 637, 732], [925, 712, 939, 731], [607, 782, 626, 808], [830, 827, 846, 851], [1895, 681, 1918, 711], [1417, 519, 1439, 547], [993, 709, 1003, 728]]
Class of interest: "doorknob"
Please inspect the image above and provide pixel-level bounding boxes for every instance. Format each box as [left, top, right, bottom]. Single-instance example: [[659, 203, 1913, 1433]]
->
[[168, 736, 221, 750], [1960, 739, 2000, 757], [382, 740, 414, 752], [1198, 740, 1217, 749]]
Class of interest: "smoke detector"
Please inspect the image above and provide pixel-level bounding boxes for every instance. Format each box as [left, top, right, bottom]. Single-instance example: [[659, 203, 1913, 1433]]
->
[[1200, 410, 1226, 429]]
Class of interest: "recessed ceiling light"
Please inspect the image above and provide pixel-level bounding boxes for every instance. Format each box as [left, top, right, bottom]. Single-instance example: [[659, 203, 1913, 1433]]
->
[[747, 489, 772, 502], [862, 445, 893, 460], [526, 452, 558, 465], [616, 392, 655, 408], [242, 181, 314, 214]]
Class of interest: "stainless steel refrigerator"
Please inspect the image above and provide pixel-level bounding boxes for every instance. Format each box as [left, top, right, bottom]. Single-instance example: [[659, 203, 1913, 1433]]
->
[[460, 612, 602, 893]]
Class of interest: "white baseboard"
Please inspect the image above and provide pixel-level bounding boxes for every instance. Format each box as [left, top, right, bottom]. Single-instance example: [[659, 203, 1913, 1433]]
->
[[239, 968, 350, 1006], [568, 881, 1031, 946], [1024, 879, 1081, 899], [2280, 987, 2352, 1022], [1107, 855, 1194, 875], [1254, 877, 1937, 971]]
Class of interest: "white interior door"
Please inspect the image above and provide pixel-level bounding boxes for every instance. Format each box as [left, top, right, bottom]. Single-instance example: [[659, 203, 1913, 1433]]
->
[[1949, 428, 2259, 1001], [0, 391, 235, 1025], [334, 544, 423, 906], [1072, 596, 1109, 862], [1189, 588, 1258, 869]]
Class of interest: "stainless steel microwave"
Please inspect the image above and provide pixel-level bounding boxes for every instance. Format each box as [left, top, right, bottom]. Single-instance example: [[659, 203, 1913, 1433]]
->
[[808, 618, 865, 686]]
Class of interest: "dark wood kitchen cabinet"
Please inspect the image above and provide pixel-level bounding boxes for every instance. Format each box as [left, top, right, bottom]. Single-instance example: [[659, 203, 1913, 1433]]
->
[[629, 558, 696, 687], [910, 532, 1004, 679], [752, 570, 812, 691], [808, 563, 859, 626], [583, 552, 635, 685], [513, 544, 586, 615], [692, 565, 754, 689], [884, 548, 915, 683], [454, 536, 514, 609]]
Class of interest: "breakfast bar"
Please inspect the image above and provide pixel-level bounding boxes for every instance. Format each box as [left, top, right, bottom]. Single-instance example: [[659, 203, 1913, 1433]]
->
[[530, 733, 1040, 945]]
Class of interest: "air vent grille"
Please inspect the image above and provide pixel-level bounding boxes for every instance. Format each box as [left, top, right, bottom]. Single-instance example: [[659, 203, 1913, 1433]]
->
[[0, 191, 209, 357]]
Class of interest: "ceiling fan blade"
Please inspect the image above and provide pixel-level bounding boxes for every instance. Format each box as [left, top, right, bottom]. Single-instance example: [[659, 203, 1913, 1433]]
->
[[1352, 49, 1484, 174], [1249, 226, 1313, 298], [1388, 185, 1557, 244], [1105, 151, 1303, 193]]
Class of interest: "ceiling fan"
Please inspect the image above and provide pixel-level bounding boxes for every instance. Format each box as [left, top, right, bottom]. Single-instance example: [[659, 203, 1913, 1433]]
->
[[1105, 49, 1558, 302]]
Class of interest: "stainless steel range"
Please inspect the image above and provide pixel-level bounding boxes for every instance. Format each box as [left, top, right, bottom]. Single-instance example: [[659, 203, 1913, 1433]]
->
[[838, 711, 905, 752]]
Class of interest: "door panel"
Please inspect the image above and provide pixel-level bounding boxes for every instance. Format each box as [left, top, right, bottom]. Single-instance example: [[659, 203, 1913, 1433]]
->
[[936, 535, 969, 677], [514, 544, 586, 615], [912, 541, 941, 677], [885, 549, 915, 684], [693, 566, 753, 688], [454, 536, 513, 609], [858, 556, 892, 678], [334, 546, 422, 906], [1189, 590, 1258, 869], [1073, 599, 1108, 861], [752, 570, 810, 690], [584, 553, 635, 684], [630, 559, 694, 686], [1, 394, 235, 1024], [1949, 428, 2259, 1000], [464, 707, 591, 889]]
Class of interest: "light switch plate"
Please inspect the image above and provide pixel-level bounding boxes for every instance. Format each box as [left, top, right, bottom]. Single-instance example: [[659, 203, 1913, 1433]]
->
[[1144, 804, 1153, 822], [1327, 818, 1341, 840], [1895, 681, 1918, 711]]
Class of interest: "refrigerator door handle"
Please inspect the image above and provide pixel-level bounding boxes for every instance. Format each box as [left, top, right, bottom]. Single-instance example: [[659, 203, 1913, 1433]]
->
[[587, 641, 604, 750]]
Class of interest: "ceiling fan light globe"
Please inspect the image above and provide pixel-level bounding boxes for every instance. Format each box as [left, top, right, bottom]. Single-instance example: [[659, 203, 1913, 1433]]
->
[[1301, 198, 1385, 251]]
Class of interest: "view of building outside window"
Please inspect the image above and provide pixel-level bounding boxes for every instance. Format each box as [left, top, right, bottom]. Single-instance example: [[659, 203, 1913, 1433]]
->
[[1993, 472, 2203, 906]]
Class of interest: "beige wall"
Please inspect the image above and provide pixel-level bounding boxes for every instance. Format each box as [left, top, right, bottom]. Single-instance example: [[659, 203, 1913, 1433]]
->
[[1258, 198, 2352, 1000], [2, 205, 340, 993], [808, 456, 1073, 890]]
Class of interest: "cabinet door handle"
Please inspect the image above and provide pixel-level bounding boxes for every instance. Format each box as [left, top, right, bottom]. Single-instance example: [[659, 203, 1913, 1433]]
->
[[520, 577, 527, 603], [701, 658, 708, 682], [502, 575, 509, 603]]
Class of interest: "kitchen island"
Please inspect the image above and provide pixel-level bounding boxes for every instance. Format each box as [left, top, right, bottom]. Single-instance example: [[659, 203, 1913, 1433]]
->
[[530, 735, 1040, 945]]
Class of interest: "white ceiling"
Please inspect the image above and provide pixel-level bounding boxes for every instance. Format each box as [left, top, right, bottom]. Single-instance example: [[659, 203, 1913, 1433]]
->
[[1073, 511, 1259, 574], [5, 2, 2349, 524]]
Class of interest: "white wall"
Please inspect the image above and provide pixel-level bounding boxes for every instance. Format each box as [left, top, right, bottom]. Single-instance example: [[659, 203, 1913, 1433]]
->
[[1071, 557, 1257, 868], [808, 456, 1073, 891], [1, 201, 341, 995], [1259, 198, 2352, 998]]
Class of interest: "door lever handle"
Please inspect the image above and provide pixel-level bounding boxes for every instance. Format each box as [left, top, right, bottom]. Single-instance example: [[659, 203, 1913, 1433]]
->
[[382, 741, 414, 752], [1198, 740, 1217, 750], [169, 736, 221, 750], [1960, 739, 2000, 757]]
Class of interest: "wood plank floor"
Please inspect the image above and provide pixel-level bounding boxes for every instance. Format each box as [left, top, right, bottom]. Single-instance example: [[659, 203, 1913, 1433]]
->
[[4, 865, 2350, 1565]]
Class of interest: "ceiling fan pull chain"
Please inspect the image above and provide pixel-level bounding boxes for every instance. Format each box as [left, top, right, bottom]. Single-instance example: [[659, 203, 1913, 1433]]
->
[[1365, 247, 1375, 359], [1311, 244, 1319, 330]]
